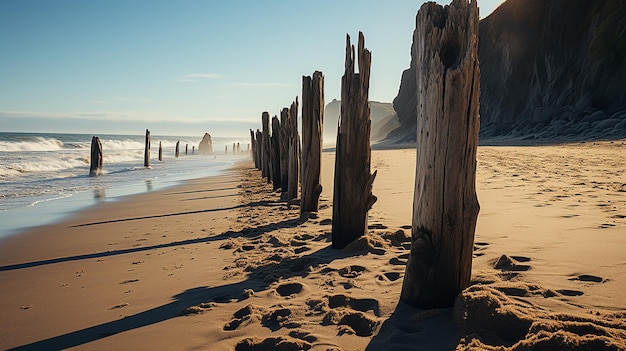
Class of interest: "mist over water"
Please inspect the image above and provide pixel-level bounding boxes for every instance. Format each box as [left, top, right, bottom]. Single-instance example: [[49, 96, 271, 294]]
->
[[0, 132, 250, 237]]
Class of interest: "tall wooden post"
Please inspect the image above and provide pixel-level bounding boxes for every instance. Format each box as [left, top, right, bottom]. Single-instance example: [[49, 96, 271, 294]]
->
[[175, 141, 180, 158], [287, 99, 300, 201], [250, 129, 257, 165], [401, 0, 480, 309], [261, 112, 271, 181], [185, 144, 188, 155], [279, 108, 290, 195], [301, 71, 324, 213], [236, 143, 240, 153], [255, 130, 263, 170], [270, 116, 282, 190], [225, 145, 228, 154], [158, 141, 163, 161], [89, 136, 103, 176], [332, 32, 377, 249], [144, 129, 150, 167]]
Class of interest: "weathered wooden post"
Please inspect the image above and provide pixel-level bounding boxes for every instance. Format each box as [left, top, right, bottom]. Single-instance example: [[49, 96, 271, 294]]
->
[[250, 129, 257, 165], [255, 129, 263, 170], [192, 146, 195, 154], [175, 141, 180, 158], [144, 129, 150, 167], [279, 108, 290, 195], [225, 145, 228, 154], [89, 136, 103, 176], [236, 143, 240, 153], [158, 141, 163, 161], [287, 98, 300, 201], [185, 144, 188, 155], [301, 71, 324, 213], [401, 0, 480, 309], [261, 112, 271, 181], [331, 32, 377, 249], [270, 116, 282, 190]]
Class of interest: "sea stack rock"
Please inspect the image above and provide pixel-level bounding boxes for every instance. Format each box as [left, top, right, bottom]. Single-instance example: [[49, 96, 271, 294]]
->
[[198, 133, 213, 154]]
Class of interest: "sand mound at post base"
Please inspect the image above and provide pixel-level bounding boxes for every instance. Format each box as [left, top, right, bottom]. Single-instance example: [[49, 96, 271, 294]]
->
[[454, 285, 626, 350]]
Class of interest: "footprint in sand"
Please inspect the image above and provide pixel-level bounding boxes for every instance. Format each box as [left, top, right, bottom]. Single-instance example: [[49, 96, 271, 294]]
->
[[556, 289, 585, 297], [288, 330, 317, 343], [389, 253, 409, 266], [326, 294, 381, 317], [338, 265, 366, 278], [568, 274, 605, 283], [275, 282, 304, 297], [376, 271, 402, 283], [599, 223, 616, 229]]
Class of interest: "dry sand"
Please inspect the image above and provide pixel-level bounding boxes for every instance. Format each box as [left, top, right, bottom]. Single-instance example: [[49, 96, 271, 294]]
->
[[1, 141, 625, 350]]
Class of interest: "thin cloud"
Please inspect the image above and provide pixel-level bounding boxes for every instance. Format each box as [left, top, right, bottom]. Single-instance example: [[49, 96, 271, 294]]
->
[[178, 73, 224, 82]]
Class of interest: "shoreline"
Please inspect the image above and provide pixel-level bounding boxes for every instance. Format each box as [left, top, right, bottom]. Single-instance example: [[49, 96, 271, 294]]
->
[[0, 156, 245, 240], [1, 145, 625, 350]]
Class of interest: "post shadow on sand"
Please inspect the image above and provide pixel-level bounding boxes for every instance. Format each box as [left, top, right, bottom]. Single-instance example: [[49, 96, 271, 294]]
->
[[0, 201, 308, 272], [7, 221, 362, 351], [364, 302, 460, 351]]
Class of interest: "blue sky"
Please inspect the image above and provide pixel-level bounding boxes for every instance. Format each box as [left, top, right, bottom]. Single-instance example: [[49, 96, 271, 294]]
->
[[0, 0, 504, 137]]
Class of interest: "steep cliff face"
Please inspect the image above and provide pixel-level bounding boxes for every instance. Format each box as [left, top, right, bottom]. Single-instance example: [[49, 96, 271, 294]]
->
[[391, 0, 626, 143], [324, 99, 398, 146]]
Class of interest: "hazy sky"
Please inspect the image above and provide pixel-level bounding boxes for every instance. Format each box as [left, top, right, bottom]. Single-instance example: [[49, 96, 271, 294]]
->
[[1, 0, 504, 137]]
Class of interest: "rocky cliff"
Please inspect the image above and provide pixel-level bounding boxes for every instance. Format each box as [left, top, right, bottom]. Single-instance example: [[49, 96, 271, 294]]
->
[[324, 99, 399, 146], [390, 0, 626, 143]]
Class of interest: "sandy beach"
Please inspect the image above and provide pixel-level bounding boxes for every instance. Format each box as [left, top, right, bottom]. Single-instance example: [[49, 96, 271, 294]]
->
[[1, 142, 625, 350]]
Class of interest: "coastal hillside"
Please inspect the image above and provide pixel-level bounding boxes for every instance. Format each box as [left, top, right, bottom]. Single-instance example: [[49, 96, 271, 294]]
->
[[389, 0, 626, 144], [324, 99, 399, 146]]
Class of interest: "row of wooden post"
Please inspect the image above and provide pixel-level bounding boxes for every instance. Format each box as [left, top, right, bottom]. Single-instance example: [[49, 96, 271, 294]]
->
[[249, 35, 375, 247], [250, 97, 303, 204], [89, 130, 200, 176], [247, 5, 481, 312]]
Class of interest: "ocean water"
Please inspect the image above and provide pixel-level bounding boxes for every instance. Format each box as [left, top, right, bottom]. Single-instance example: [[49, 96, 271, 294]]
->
[[0, 132, 249, 238]]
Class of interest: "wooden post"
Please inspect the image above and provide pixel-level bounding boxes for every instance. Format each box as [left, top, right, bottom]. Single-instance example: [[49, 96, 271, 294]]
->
[[332, 32, 377, 249], [225, 145, 228, 154], [255, 129, 263, 170], [144, 129, 150, 167], [250, 129, 257, 165], [270, 116, 282, 190], [175, 141, 180, 158], [237, 142, 240, 153], [192, 146, 195, 154], [401, 0, 480, 309], [158, 141, 163, 161], [279, 108, 290, 195], [301, 71, 324, 213], [89, 136, 103, 176], [185, 144, 188, 155], [261, 112, 271, 181], [287, 98, 300, 201]]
